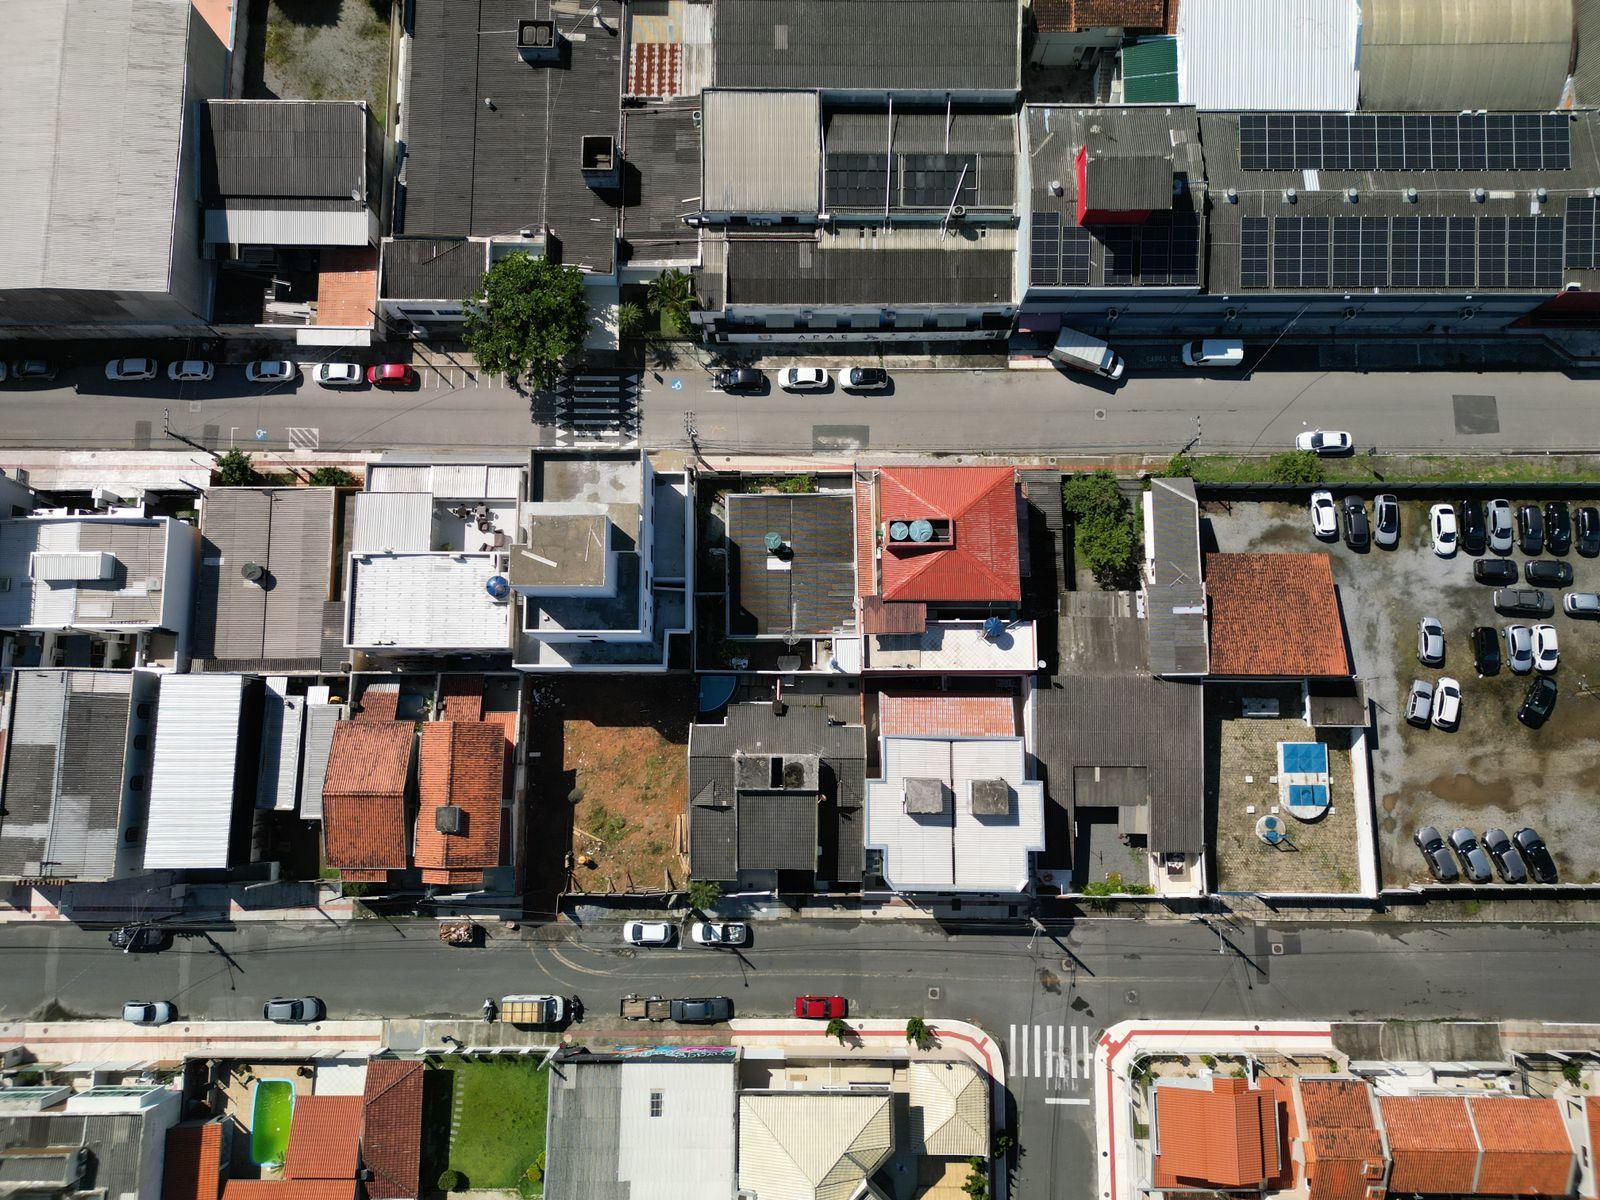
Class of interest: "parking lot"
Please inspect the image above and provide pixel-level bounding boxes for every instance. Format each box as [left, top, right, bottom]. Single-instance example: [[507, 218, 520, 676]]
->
[[1203, 495, 1600, 887]]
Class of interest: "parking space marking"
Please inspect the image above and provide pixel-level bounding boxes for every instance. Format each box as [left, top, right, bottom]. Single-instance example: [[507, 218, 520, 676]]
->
[[287, 426, 320, 451]]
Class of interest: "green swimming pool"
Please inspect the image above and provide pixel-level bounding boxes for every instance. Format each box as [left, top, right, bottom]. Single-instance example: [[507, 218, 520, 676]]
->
[[250, 1080, 295, 1166]]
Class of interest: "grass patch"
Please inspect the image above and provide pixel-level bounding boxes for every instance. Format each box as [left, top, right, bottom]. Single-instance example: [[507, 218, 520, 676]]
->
[[1168, 453, 1600, 485], [431, 1059, 549, 1190]]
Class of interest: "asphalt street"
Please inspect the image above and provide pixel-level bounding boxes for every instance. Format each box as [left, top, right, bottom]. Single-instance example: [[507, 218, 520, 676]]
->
[[5, 356, 1600, 457], [4, 916, 1599, 1200]]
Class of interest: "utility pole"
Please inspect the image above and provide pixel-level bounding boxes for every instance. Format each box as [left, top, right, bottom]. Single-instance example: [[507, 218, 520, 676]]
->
[[162, 408, 221, 461], [683, 410, 702, 461]]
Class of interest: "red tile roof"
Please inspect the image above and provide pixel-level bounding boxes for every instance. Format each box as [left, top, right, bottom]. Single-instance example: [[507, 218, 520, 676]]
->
[[878, 693, 1016, 738], [163, 1123, 223, 1200], [285, 1096, 364, 1180], [1587, 1099, 1600, 1200], [412, 722, 505, 884], [1205, 552, 1351, 677], [315, 249, 378, 329], [1469, 1096, 1573, 1196], [1298, 1080, 1386, 1200], [323, 721, 413, 872], [628, 41, 682, 98], [362, 1061, 424, 1200], [1034, 0, 1173, 33], [855, 474, 878, 598], [873, 467, 1021, 604], [1153, 1077, 1283, 1190], [355, 686, 400, 722], [1380, 1096, 1479, 1194], [437, 675, 485, 722], [221, 1183, 357, 1200]]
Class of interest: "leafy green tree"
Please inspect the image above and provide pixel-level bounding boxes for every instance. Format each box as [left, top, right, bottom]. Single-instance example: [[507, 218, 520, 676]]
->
[[1077, 512, 1138, 580], [307, 466, 358, 488], [463, 252, 589, 391], [214, 449, 255, 487], [1265, 449, 1326, 485], [647, 268, 695, 334], [1164, 452, 1197, 478], [905, 1017, 931, 1048], [1063, 471, 1140, 583], [1061, 470, 1126, 523], [617, 300, 649, 339], [962, 1158, 989, 1199], [825, 1018, 851, 1044], [687, 879, 723, 911]]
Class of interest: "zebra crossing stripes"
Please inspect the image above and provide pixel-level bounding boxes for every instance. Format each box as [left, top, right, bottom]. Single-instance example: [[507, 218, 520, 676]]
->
[[1007, 1023, 1096, 1082]]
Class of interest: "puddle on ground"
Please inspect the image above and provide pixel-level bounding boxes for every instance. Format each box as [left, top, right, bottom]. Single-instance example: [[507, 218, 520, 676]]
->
[[1425, 771, 1514, 808]]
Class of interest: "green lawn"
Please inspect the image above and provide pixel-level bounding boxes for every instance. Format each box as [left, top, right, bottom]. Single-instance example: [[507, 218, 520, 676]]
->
[[431, 1060, 549, 1191], [1168, 452, 1600, 485]]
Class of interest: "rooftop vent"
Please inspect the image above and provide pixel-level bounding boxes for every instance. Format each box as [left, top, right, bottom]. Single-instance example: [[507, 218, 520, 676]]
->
[[580, 134, 622, 191], [1404, 187, 1418, 203], [970, 777, 1012, 816], [436, 805, 465, 835], [904, 777, 950, 815], [1345, 187, 1358, 204], [517, 19, 562, 64], [240, 561, 266, 584]]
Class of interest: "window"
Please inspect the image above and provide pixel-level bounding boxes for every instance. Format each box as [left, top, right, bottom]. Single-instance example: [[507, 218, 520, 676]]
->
[[649, 1090, 663, 1117]]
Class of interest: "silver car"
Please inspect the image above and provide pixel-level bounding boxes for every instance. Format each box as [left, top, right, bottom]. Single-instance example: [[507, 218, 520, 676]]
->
[[263, 997, 324, 1023], [1416, 617, 1445, 666], [1564, 592, 1600, 617], [1486, 498, 1515, 554], [1448, 828, 1493, 883], [1504, 624, 1534, 674], [1404, 679, 1433, 727], [122, 1000, 174, 1026], [245, 359, 298, 383], [1374, 494, 1400, 548], [1482, 828, 1527, 883]]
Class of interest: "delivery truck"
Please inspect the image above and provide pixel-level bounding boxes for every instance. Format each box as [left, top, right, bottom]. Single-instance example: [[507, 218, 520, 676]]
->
[[1049, 328, 1125, 380], [499, 994, 567, 1026]]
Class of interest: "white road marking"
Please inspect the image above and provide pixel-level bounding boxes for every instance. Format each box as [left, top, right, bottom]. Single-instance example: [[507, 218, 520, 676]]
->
[[1045, 1097, 1091, 1106]]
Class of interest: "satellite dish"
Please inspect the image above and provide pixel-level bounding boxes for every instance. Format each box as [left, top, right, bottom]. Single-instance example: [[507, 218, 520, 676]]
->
[[908, 519, 934, 543], [888, 521, 910, 542]]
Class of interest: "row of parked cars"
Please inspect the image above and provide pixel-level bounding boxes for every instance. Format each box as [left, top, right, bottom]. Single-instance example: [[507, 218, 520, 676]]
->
[[105, 357, 418, 388], [1414, 825, 1559, 884], [713, 366, 889, 393], [1310, 495, 1600, 559]]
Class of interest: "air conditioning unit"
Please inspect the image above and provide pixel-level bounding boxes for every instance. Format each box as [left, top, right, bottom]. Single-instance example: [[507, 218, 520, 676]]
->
[[146, 578, 162, 593]]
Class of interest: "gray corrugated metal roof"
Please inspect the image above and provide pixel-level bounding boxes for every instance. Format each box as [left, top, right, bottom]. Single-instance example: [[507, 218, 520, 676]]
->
[[737, 792, 820, 871], [200, 100, 368, 201], [1359, 0, 1573, 112], [144, 674, 250, 870], [713, 0, 1021, 93], [701, 90, 820, 215], [195, 488, 335, 670], [402, 0, 622, 274], [255, 681, 304, 813], [1576, 0, 1600, 105], [0, 0, 199, 292], [725, 240, 1013, 306], [204, 206, 371, 246], [298, 701, 346, 820], [823, 108, 1018, 214], [620, 104, 702, 262], [1176, 0, 1359, 111], [1145, 478, 1208, 678], [0, 518, 173, 631], [726, 492, 856, 637], [381, 238, 489, 302], [0, 670, 133, 880]]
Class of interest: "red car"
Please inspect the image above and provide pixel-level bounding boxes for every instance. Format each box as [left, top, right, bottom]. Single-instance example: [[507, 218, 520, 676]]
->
[[794, 995, 846, 1019], [366, 363, 417, 388]]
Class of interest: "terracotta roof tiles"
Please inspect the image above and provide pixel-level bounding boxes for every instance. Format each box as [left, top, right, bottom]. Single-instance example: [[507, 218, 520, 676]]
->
[[1034, 0, 1173, 33], [412, 722, 505, 883], [873, 467, 1021, 604], [285, 1095, 363, 1180], [1299, 1080, 1386, 1200], [878, 693, 1016, 738], [163, 1123, 223, 1200], [1153, 1078, 1282, 1190], [1470, 1096, 1573, 1196], [1380, 1095, 1478, 1194], [1206, 552, 1351, 677], [322, 721, 413, 873], [362, 1060, 425, 1200], [221, 1183, 357, 1200]]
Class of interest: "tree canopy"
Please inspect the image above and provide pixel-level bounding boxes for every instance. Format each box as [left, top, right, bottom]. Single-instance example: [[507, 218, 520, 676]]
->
[[462, 253, 589, 391]]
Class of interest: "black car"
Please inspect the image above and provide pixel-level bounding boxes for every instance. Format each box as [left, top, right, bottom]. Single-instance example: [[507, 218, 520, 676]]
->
[[1458, 499, 1486, 555], [713, 367, 765, 392], [1517, 504, 1544, 555], [108, 925, 170, 953], [1341, 497, 1369, 550], [1544, 502, 1572, 555], [1493, 587, 1553, 616], [1525, 560, 1573, 587], [1518, 675, 1558, 727], [671, 996, 734, 1023], [1514, 827, 1559, 883], [1412, 825, 1459, 883], [1473, 558, 1518, 585], [1576, 506, 1600, 557], [1471, 625, 1500, 677]]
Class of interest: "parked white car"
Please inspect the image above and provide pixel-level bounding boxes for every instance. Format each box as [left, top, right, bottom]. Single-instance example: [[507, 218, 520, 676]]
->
[[245, 359, 298, 384], [778, 366, 830, 391], [1416, 617, 1445, 666], [623, 920, 675, 947], [313, 362, 363, 387], [167, 360, 214, 382], [1504, 624, 1534, 674], [122, 1000, 174, 1026], [1533, 624, 1559, 672], [1429, 504, 1459, 557], [690, 921, 749, 947], [1486, 498, 1515, 554], [1295, 429, 1353, 455], [1180, 338, 1245, 368], [1309, 491, 1338, 540], [1431, 677, 1461, 728], [105, 358, 157, 381]]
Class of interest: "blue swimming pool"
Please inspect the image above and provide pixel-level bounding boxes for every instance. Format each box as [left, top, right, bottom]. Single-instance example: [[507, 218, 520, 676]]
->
[[1287, 783, 1330, 809], [1280, 742, 1329, 774]]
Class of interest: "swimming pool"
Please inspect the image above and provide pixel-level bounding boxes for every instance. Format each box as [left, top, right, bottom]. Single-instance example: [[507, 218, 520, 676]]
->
[[1287, 783, 1330, 809], [250, 1080, 295, 1166], [1280, 742, 1329, 775]]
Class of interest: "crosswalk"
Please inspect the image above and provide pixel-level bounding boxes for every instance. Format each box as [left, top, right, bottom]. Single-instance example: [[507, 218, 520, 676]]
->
[[1008, 1023, 1097, 1084], [552, 370, 640, 447]]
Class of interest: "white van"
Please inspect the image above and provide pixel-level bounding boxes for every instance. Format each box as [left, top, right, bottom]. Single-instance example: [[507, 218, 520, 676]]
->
[[1181, 339, 1245, 368]]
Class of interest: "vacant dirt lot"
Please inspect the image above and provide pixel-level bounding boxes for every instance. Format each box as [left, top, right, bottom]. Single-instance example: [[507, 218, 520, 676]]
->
[[1205, 497, 1600, 887], [260, 0, 391, 117], [524, 678, 691, 905]]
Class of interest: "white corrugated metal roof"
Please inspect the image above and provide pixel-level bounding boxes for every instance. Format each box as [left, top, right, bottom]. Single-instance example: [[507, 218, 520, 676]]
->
[[143, 674, 248, 870], [365, 463, 523, 499], [204, 206, 372, 247], [614, 1062, 736, 1200], [865, 736, 1044, 893], [702, 89, 821, 215], [351, 492, 434, 554], [347, 553, 513, 650], [1177, 0, 1360, 111]]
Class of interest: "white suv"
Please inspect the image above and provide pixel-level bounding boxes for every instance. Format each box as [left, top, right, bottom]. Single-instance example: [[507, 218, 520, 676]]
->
[[623, 920, 675, 947]]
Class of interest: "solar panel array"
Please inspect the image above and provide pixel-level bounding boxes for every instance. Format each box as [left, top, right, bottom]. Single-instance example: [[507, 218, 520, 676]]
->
[[1238, 113, 1571, 173], [825, 152, 980, 210], [1029, 213, 1199, 288], [1240, 215, 1566, 290], [1566, 197, 1600, 269]]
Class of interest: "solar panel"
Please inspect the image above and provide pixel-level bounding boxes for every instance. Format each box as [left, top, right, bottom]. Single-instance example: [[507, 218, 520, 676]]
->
[[1485, 115, 1517, 171], [1139, 221, 1171, 285], [1168, 213, 1201, 286], [1403, 115, 1432, 170], [1513, 115, 1542, 169], [1390, 216, 1420, 289], [1566, 197, 1599, 270], [1240, 217, 1270, 288], [1447, 217, 1476, 288], [1030, 211, 1061, 287], [1061, 225, 1093, 286], [1239, 114, 1267, 170], [1376, 115, 1406, 171], [1535, 216, 1565, 288], [1271, 217, 1329, 288], [1237, 110, 1571, 172], [1478, 217, 1508, 288], [1101, 227, 1135, 285], [1349, 115, 1377, 170], [1416, 216, 1449, 288], [901, 153, 978, 208], [826, 152, 889, 208], [1430, 116, 1460, 172], [1266, 114, 1295, 170], [1332, 216, 1387, 288], [1542, 113, 1572, 169], [1458, 114, 1488, 171]]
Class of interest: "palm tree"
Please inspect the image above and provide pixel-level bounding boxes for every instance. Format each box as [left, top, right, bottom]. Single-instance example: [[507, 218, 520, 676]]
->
[[647, 268, 695, 334]]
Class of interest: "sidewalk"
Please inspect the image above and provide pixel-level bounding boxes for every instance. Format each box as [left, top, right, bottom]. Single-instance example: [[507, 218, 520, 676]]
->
[[0, 1019, 386, 1066], [0, 879, 354, 926]]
